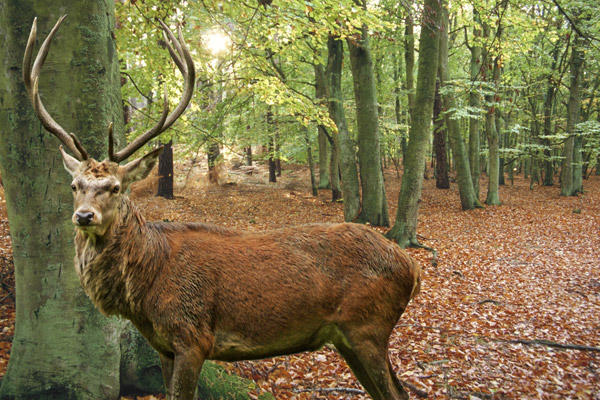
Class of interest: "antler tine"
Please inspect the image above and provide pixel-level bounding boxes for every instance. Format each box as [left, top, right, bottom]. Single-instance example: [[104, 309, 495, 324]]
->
[[109, 88, 169, 162], [23, 15, 88, 161], [110, 21, 196, 163], [161, 23, 186, 75]]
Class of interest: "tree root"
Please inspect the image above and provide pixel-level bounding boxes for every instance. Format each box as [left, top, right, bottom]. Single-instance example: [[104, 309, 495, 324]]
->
[[409, 238, 438, 267]]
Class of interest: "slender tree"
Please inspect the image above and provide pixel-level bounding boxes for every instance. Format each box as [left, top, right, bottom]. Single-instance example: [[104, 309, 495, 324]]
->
[[347, 0, 389, 226], [468, 7, 483, 197], [438, 2, 480, 209], [326, 34, 360, 219], [387, 0, 442, 247]]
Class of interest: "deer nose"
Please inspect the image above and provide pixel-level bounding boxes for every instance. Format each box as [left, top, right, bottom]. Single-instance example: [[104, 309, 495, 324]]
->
[[75, 211, 94, 226]]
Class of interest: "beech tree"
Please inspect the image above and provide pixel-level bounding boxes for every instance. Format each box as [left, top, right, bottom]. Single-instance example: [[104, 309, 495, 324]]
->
[[387, 0, 442, 247]]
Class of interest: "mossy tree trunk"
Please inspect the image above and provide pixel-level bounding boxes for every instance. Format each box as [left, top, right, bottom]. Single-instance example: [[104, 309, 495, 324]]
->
[[347, 2, 388, 227], [386, 0, 441, 247], [0, 2, 124, 398]]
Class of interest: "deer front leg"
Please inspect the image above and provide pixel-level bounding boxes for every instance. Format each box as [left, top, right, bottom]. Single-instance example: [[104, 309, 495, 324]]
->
[[168, 350, 205, 400]]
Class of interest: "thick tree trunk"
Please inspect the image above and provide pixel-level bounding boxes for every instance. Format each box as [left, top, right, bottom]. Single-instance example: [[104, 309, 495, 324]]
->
[[0, 2, 123, 398], [387, 0, 441, 247], [326, 35, 360, 220], [347, 20, 388, 226]]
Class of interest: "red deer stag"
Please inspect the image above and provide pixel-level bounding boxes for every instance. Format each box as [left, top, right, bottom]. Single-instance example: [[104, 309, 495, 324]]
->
[[24, 16, 422, 400]]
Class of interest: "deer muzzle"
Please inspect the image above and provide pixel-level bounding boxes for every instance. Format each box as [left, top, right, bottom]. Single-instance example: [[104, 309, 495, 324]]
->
[[75, 211, 95, 226]]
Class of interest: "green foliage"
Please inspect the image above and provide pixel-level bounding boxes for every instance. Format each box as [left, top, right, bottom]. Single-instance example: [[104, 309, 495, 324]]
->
[[112, 0, 600, 175]]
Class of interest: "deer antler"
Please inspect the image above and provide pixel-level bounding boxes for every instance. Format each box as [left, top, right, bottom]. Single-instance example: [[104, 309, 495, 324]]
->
[[109, 20, 196, 163], [23, 15, 88, 161]]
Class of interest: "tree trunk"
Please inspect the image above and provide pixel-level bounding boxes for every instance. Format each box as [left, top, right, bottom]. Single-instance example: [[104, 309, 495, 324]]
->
[[485, 102, 501, 205], [314, 63, 331, 190], [156, 140, 174, 199], [329, 130, 342, 202], [347, 13, 388, 226], [0, 2, 123, 398], [469, 9, 483, 198], [438, 3, 480, 209], [433, 81, 449, 189], [326, 35, 360, 219], [387, 0, 441, 247], [245, 146, 253, 166], [541, 46, 560, 186], [207, 141, 221, 184], [303, 128, 318, 197], [484, 35, 502, 205], [404, 14, 415, 125], [561, 32, 583, 196]]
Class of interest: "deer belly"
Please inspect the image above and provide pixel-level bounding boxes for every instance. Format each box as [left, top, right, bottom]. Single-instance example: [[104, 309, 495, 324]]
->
[[209, 324, 337, 362]]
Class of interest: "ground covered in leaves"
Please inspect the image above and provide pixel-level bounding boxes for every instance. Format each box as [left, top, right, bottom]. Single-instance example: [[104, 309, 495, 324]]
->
[[0, 163, 599, 399]]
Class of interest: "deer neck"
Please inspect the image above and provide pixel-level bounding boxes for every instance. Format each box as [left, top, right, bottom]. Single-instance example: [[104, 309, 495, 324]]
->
[[74, 196, 167, 318]]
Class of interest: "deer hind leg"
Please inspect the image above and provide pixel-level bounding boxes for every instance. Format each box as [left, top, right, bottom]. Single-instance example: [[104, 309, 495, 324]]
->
[[333, 329, 409, 400], [159, 353, 175, 394], [168, 350, 204, 400]]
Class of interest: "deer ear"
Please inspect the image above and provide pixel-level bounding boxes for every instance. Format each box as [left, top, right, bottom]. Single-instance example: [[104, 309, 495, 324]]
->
[[60, 145, 81, 177], [121, 146, 164, 189]]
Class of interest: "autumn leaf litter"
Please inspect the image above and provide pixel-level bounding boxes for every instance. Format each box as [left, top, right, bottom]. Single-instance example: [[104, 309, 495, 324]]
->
[[1, 164, 599, 399]]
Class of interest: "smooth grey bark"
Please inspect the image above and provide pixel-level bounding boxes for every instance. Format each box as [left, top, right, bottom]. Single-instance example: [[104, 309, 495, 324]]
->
[[387, 0, 441, 247], [347, 12, 388, 226], [561, 32, 584, 196], [326, 35, 360, 220]]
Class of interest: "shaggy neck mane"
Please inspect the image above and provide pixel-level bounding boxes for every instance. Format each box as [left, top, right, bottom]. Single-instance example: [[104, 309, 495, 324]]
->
[[74, 195, 169, 318]]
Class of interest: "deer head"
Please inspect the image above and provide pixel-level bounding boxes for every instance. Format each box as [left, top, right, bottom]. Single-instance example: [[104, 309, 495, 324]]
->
[[23, 15, 195, 236]]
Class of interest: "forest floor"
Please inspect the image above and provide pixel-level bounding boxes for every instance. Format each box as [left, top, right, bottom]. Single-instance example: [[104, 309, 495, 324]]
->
[[0, 161, 599, 399]]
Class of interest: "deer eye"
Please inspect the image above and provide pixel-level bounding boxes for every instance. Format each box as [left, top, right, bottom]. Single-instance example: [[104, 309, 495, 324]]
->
[[71, 184, 77, 192], [112, 185, 120, 194]]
